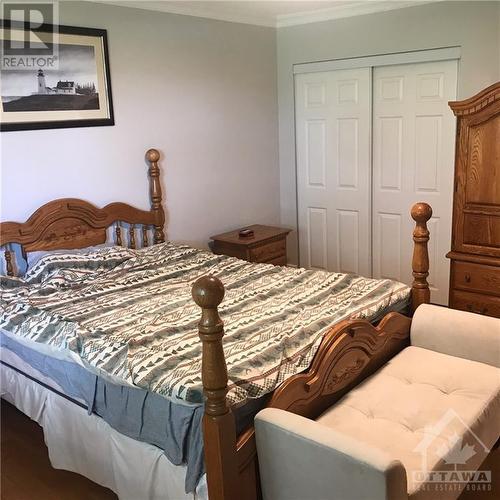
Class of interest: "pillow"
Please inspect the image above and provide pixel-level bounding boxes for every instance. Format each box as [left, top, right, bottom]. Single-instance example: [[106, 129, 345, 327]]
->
[[26, 243, 115, 271]]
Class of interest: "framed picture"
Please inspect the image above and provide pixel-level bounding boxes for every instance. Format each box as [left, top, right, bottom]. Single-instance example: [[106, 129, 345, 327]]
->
[[0, 21, 114, 131]]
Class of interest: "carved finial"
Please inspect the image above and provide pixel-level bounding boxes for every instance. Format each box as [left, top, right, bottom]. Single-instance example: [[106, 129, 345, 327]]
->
[[145, 148, 165, 244], [411, 202, 432, 224], [411, 202, 432, 312], [192, 275, 228, 417], [192, 275, 225, 311], [145, 148, 160, 163]]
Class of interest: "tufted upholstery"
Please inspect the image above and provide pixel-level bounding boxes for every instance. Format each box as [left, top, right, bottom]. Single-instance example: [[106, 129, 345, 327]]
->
[[317, 346, 500, 499]]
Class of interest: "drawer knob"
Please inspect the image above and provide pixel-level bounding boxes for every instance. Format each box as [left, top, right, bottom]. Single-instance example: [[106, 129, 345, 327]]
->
[[464, 273, 471, 283]]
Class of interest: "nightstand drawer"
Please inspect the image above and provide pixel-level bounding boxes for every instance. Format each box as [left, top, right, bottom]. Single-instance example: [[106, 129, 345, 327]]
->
[[451, 261, 500, 297], [450, 289, 500, 317], [249, 239, 286, 263]]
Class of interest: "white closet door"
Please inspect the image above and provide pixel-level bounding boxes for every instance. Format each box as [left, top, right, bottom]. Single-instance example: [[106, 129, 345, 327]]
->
[[296, 68, 371, 275], [372, 60, 457, 304]]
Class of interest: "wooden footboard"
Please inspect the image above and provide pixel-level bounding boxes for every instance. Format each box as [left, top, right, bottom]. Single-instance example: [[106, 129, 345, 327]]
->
[[192, 202, 432, 500]]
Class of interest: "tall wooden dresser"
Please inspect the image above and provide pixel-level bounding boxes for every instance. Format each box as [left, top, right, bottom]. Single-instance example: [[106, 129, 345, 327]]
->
[[447, 82, 500, 318]]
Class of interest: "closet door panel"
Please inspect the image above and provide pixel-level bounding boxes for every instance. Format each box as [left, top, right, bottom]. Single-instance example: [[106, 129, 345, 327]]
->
[[372, 61, 457, 304], [296, 68, 371, 275]]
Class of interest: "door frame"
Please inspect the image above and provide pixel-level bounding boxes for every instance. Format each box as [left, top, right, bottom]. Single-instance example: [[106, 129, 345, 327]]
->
[[293, 46, 461, 269]]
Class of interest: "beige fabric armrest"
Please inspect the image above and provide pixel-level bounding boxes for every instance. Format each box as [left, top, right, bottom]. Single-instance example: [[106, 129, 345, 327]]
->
[[411, 304, 500, 367], [255, 408, 407, 500]]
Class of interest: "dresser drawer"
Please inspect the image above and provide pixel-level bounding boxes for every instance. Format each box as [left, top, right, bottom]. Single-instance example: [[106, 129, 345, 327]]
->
[[249, 238, 286, 263], [451, 261, 500, 297], [450, 289, 500, 318]]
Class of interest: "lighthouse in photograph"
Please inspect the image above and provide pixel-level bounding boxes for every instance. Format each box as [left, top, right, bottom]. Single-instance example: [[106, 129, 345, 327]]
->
[[37, 69, 48, 94]]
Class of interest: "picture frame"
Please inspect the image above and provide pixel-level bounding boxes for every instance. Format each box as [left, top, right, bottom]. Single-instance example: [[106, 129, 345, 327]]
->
[[0, 21, 114, 132]]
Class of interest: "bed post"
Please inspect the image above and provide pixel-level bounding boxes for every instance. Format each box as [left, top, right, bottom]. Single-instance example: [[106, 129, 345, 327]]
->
[[192, 276, 239, 500], [145, 148, 165, 244], [410, 202, 432, 312]]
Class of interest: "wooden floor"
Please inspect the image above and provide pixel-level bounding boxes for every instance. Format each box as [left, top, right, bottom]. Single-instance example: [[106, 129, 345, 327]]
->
[[1, 399, 498, 500], [1, 400, 117, 500]]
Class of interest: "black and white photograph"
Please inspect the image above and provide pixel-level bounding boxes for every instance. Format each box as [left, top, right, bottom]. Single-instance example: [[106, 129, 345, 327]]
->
[[1, 24, 113, 131]]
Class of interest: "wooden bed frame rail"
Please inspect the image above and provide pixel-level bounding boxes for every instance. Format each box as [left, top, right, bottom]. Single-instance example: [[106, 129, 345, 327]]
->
[[192, 202, 433, 500]]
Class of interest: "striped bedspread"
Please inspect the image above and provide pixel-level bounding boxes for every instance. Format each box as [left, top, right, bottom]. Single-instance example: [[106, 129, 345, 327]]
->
[[0, 242, 410, 406]]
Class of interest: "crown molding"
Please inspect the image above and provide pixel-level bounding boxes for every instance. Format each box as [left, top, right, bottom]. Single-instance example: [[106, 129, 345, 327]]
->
[[89, 1, 436, 29], [277, 1, 434, 28], [90, 1, 277, 27]]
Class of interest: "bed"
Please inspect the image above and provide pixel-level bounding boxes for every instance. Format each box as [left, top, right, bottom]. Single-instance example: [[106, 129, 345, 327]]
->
[[0, 148, 433, 500]]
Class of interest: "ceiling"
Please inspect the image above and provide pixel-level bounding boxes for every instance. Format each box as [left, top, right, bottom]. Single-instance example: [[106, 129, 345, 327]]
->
[[96, 1, 432, 28]]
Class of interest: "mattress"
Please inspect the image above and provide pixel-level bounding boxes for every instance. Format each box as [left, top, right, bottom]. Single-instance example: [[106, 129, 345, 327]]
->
[[0, 242, 411, 491]]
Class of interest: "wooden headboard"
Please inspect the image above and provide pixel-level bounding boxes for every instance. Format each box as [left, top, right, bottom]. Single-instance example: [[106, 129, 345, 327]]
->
[[0, 148, 165, 276]]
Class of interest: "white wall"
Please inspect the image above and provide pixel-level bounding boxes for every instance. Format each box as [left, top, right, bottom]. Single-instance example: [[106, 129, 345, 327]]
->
[[0, 1, 280, 248], [277, 1, 500, 264]]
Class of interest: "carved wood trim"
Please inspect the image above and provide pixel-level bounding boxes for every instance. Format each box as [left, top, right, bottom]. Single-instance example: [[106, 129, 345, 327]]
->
[[449, 82, 500, 116], [268, 312, 411, 417], [0, 149, 165, 253]]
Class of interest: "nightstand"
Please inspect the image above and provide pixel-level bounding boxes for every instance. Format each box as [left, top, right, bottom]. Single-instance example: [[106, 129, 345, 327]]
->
[[210, 225, 291, 266]]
